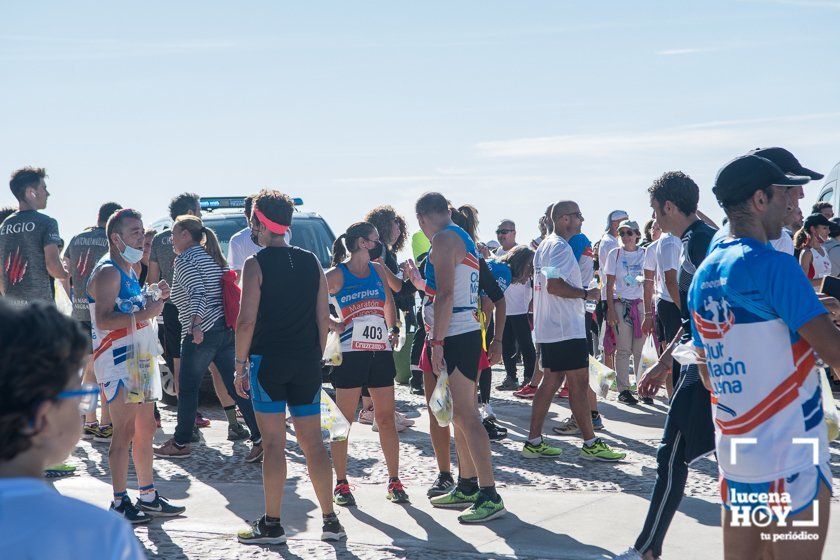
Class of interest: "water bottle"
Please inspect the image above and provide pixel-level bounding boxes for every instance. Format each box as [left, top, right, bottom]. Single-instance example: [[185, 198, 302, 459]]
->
[[145, 283, 162, 301]]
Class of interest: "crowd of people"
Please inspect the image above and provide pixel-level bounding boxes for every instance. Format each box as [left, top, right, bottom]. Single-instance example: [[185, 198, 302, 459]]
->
[[0, 145, 836, 559]]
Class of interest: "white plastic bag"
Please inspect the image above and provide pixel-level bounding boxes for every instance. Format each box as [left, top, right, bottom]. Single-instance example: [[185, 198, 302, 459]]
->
[[819, 369, 839, 442], [429, 370, 453, 427], [54, 280, 73, 316], [588, 356, 616, 399], [640, 336, 658, 371], [672, 341, 703, 366], [124, 318, 163, 403], [323, 331, 343, 366], [320, 389, 350, 441]]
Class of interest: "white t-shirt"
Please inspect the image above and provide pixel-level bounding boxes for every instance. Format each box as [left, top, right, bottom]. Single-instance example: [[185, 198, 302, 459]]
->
[[769, 229, 794, 255], [227, 227, 261, 271], [597, 233, 618, 300], [533, 234, 585, 343], [494, 246, 509, 257], [0, 478, 145, 560], [504, 281, 532, 316], [603, 246, 645, 301], [655, 234, 681, 303], [643, 239, 659, 297]]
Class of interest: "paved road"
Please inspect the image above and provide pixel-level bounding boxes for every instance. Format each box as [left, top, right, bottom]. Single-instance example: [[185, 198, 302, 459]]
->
[[55, 367, 840, 559]]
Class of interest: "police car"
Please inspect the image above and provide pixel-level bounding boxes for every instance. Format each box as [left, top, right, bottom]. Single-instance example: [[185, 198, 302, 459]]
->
[[153, 196, 336, 404]]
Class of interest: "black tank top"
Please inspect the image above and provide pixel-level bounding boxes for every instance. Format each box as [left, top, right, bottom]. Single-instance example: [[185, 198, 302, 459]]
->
[[251, 246, 322, 358]]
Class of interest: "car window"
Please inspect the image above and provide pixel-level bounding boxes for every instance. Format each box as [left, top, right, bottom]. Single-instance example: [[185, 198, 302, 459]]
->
[[203, 214, 334, 268], [291, 218, 334, 268]]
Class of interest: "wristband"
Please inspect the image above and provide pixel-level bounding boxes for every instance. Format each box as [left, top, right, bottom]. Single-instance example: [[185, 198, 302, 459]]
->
[[428, 338, 445, 347], [390, 326, 400, 334], [235, 358, 248, 366], [581, 289, 588, 300]]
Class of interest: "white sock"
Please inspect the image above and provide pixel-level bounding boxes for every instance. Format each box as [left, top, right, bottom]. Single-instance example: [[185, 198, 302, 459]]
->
[[528, 436, 542, 445], [584, 438, 597, 447]]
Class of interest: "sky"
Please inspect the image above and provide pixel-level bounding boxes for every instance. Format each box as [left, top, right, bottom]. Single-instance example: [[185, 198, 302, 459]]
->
[[2, 1, 840, 249]]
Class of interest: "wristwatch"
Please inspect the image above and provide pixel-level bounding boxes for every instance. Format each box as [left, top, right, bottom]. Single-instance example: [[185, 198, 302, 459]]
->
[[428, 338, 445, 347]]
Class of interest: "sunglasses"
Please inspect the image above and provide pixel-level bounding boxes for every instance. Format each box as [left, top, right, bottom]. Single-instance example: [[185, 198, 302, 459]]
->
[[562, 212, 584, 220], [619, 230, 637, 238], [57, 384, 100, 414], [496, 229, 515, 235]]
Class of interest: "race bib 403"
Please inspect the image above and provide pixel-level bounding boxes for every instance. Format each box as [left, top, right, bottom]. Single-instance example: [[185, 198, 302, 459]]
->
[[351, 316, 388, 351]]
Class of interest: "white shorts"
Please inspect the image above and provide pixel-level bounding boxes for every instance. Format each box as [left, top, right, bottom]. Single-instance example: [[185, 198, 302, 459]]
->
[[100, 378, 128, 403], [721, 461, 832, 518]]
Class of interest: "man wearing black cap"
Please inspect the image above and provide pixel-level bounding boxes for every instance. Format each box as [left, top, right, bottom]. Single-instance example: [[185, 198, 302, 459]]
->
[[687, 154, 833, 559], [710, 147, 823, 256]]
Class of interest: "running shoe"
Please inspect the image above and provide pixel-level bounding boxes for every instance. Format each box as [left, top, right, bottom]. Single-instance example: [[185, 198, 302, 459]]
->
[[43, 463, 76, 478], [245, 444, 264, 463], [554, 415, 604, 436], [555, 386, 569, 399], [395, 411, 415, 427], [458, 494, 506, 524], [134, 491, 186, 517], [333, 482, 356, 507], [386, 479, 410, 504], [580, 438, 626, 462], [513, 384, 538, 399], [613, 548, 644, 560], [82, 422, 98, 440], [228, 422, 250, 441], [410, 384, 424, 395], [110, 495, 151, 525], [552, 416, 580, 436], [430, 487, 479, 509], [640, 396, 654, 405], [321, 513, 346, 541], [521, 439, 563, 458], [426, 472, 455, 498], [190, 425, 201, 443], [357, 407, 374, 425], [618, 390, 638, 405], [237, 515, 287, 545], [153, 439, 191, 459], [372, 417, 408, 433], [483, 418, 507, 441], [194, 411, 211, 428], [496, 377, 519, 391], [93, 424, 113, 443]]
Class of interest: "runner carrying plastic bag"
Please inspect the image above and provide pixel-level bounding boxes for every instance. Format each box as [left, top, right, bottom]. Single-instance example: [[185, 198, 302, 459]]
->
[[320, 389, 350, 441], [429, 369, 453, 427], [124, 317, 163, 404]]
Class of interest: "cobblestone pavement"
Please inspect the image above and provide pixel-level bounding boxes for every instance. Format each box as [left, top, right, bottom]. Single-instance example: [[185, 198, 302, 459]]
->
[[62, 366, 840, 559]]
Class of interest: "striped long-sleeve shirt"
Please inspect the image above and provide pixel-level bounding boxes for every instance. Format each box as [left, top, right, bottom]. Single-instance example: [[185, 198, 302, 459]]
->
[[171, 245, 225, 339]]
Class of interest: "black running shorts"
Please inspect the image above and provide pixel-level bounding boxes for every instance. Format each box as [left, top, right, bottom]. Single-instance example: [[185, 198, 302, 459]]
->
[[540, 338, 589, 372], [249, 354, 322, 417], [331, 350, 396, 389]]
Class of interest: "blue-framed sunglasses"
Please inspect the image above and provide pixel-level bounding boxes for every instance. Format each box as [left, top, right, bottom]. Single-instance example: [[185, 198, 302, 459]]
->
[[56, 384, 100, 414]]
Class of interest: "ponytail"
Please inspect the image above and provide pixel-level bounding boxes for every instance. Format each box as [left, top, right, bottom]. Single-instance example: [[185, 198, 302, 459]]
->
[[450, 204, 480, 241], [793, 227, 809, 251], [202, 227, 227, 269], [331, 222, 377, 267], [331, 234, 348, 267]]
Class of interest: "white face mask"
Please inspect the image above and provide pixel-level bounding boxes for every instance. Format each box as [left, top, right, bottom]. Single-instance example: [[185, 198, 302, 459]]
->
[[117, 234, 144, 264]]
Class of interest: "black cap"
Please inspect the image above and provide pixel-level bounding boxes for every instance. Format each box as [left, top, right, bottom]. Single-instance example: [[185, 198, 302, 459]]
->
[[829, 217, 840, 238], [713, 155, 810, 206], [804, 212, 833, 230], [748, 147, 824, 180]]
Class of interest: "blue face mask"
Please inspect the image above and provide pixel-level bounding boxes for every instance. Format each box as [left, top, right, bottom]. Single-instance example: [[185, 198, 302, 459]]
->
[[117, 234, 144, 264]]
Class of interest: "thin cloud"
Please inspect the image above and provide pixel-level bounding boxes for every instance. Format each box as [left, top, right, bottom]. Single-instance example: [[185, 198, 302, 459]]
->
[[476, 112, 840, 158], [657, 47, 722, 56]]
